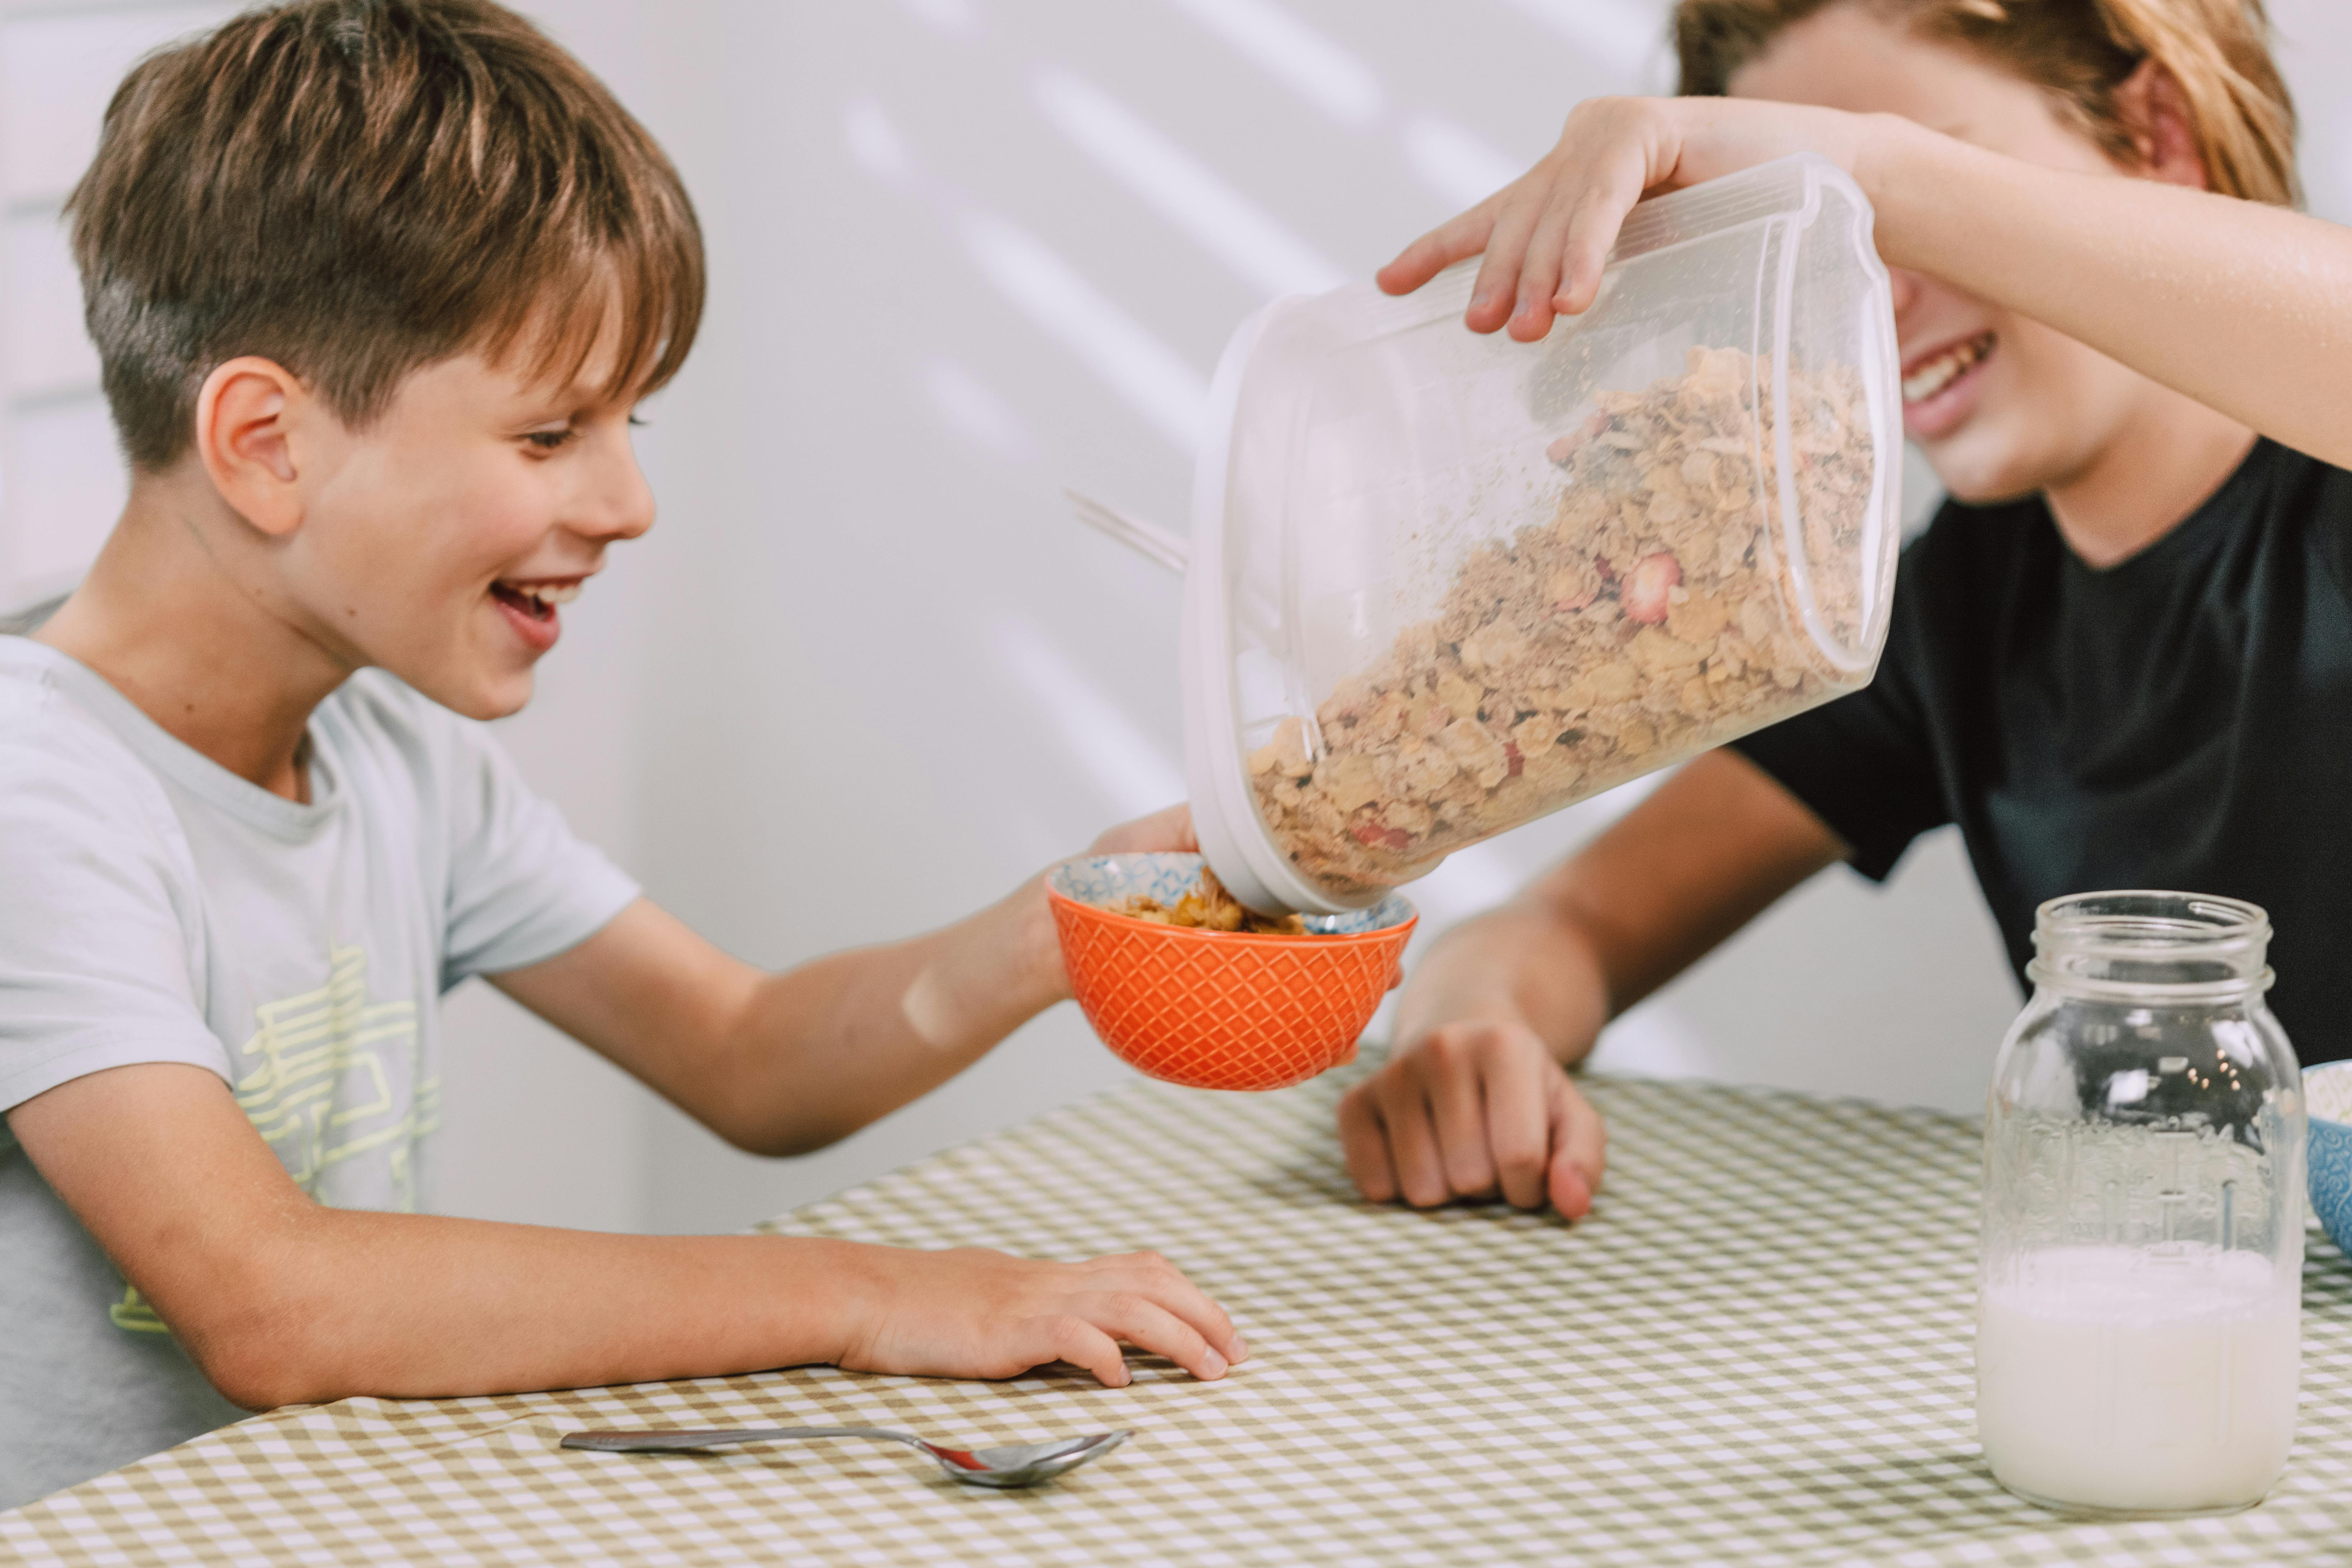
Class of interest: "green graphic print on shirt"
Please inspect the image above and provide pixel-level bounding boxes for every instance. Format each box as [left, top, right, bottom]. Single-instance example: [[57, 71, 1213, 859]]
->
[[110, 946, 438, 1334]]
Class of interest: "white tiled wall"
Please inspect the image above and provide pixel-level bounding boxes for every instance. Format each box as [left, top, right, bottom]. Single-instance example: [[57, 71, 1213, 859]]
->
[[0, 1, 233, 608]]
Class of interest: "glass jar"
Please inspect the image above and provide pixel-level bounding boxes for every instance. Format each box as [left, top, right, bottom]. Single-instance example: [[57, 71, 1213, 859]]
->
[[1183, 154, 1903, 914], [1979, 891, 2305, 1517]]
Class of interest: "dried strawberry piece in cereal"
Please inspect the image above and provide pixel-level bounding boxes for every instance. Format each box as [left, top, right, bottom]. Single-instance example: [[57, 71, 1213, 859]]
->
[[1620, 552, 1682, 626]]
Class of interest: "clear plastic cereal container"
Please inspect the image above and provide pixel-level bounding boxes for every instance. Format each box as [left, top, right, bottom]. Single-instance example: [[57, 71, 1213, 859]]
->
[[1182, 153, 1903, 914]]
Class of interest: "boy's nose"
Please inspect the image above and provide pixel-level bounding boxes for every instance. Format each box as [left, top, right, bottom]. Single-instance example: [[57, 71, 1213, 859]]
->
[[1887, 266, 1923, 316], [576, 435, 656, 543]]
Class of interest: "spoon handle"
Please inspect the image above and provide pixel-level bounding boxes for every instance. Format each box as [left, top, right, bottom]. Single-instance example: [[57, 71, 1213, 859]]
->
[[561, 1425, 921, 1454]]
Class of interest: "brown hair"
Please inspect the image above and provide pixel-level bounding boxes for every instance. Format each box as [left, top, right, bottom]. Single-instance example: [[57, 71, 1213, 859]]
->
[[1674, 0, 2298, 206], [66, 0, 705, 472]]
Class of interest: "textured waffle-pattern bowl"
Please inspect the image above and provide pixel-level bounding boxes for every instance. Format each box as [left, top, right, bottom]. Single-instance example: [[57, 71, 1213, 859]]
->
[[1048, 853, 1416, 1092], [2309, 1061, 2352, 1265]]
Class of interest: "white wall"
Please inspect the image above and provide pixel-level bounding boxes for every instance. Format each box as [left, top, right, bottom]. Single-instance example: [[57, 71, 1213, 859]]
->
[[0, 1, 237, 603], [457, 0, 2019, 1239], [9, 0, 2351, 1239]]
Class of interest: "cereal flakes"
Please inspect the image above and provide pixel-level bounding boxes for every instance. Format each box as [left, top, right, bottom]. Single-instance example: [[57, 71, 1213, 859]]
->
[[1246, 346, 1875, 899]]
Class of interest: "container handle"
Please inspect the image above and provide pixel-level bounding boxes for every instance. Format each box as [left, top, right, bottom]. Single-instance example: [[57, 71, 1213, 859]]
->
[[1067, 489, 1188, 575]]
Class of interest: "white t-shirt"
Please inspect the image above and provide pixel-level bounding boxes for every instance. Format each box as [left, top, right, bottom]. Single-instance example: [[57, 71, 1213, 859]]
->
[[0, 638, 639, 1509]]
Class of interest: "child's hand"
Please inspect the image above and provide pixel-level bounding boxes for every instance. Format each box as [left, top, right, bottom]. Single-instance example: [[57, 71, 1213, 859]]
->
[[1087, 802, 1197, 856], [1377, 95, 1876, 343], [836, 1244, 1247, 1388], [1018, 805, 1200, 1007], [1338, 1012, 1605, 1216]]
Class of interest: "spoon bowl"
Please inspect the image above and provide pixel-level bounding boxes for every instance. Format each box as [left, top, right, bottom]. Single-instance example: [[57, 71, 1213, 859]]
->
[[560, 1424, 1129, 1489]]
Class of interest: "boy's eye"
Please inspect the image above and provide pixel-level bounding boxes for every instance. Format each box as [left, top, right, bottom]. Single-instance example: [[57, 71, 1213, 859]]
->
[[524, 428, 577, 452]]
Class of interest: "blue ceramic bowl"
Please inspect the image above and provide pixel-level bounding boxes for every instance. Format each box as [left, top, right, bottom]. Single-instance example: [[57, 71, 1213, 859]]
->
[[2310, 1061, 2352, 1264]]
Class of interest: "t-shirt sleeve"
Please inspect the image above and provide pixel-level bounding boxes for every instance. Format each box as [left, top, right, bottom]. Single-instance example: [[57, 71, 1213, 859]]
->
[[0, 721, 229, 1120], [433, 715, 641, 987], [1727, 535, 1951, 881]]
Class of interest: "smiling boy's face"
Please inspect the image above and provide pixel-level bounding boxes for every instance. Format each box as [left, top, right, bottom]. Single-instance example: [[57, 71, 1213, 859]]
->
[[270, 325, 656, 722], [1730, 5, 2201, 506]]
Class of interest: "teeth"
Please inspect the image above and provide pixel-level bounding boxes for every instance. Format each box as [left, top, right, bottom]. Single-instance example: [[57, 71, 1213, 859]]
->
[[505, 582, 581, 606], [1902, 334, 1992, 404]]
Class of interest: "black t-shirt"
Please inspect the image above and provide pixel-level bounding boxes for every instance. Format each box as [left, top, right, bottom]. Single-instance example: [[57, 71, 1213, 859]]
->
[[1732, 438, 2352, 1067]]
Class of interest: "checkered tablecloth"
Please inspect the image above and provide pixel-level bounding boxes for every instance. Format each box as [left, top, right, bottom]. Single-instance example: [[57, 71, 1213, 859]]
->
[[4, 1067, 2348, 1566]]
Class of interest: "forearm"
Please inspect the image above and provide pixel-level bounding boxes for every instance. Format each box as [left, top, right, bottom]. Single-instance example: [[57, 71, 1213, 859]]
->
[[510, 809, 1205, 1159], [711, 877, 1064, 1153], [169, 1207, 878, 1410], [503, 886, 1068, 1158], [1401, 94, 2352, 465], [1396, 847, 1755, 1063], [1860, 118, 2352, 467], [180, 1194, 1244, 1408], [1394, 901, 1611, 1066], [1390, 755, 1845, 1060]]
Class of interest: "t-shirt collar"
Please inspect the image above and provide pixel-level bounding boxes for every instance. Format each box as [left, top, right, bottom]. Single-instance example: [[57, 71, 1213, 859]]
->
[[2056, 437, 2277, 581], [0, 637, 343, 842]]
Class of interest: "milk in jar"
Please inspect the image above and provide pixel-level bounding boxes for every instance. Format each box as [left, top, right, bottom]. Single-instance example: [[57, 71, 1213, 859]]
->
[[1979, 892, 2305, 1517], [1976, 1245, 2298, 1514]]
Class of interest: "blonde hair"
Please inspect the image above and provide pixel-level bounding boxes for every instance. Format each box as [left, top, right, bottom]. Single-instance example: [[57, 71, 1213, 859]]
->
[[1674, 0, 2299, 207]]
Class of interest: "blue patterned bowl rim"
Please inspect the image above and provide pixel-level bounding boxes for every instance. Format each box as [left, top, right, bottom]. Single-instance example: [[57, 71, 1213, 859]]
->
[[2308, 1063, 2352, 1265], [1049, 853, 1415, 935], [2309, 1060, 2352, 1129]]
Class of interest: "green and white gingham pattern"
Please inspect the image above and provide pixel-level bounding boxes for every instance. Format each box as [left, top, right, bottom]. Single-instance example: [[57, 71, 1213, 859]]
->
[[4, 1068, 2347, 1566]]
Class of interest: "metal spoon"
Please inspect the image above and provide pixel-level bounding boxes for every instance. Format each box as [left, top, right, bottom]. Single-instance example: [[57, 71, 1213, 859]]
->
[[560, 1424, 1129, 1489]]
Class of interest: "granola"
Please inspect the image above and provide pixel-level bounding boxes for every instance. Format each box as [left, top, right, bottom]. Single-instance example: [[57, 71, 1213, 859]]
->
[[1114, 864, 1313, 935], [1247, 345, 1875, 900]]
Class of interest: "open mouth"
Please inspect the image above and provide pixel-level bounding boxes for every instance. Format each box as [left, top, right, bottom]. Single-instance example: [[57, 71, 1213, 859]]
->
[[1902, 331, 1995, 406], [489, 577, 583, 652], [489, 579, 581, 621]]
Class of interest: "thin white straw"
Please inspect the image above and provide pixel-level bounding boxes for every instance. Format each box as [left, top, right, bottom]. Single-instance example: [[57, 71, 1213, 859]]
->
[[1065, 489, 1189, 575]]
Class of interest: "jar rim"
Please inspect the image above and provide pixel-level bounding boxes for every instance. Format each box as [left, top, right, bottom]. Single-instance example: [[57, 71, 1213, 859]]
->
[[2032, 890, 2270, 960], [2029, 890, 2273, 1002]]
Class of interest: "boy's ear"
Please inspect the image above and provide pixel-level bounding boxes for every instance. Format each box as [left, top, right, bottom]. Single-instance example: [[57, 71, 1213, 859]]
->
[[2114, 59, 2210, 193], [193, 357, 311, 538]]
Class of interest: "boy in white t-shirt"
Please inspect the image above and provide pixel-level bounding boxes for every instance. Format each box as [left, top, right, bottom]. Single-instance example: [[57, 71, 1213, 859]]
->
[[0, 0, 1242, 1508]]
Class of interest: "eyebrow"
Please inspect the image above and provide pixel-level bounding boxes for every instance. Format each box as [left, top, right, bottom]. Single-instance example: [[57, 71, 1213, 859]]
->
[[518, 382, 634, 421]]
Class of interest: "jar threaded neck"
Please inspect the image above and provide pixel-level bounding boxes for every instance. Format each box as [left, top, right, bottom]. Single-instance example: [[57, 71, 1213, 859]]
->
[[2027, 890, 2272, 1002]]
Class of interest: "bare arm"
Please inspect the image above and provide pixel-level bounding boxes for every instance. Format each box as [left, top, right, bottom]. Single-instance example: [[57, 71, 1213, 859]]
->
[[7, 1058, 1242, 1411], [1858, 126, 2352, 469], [5, 805, 1244, 1411], [494, 805, 1194, 1157], [1339, 750, 1844, 1214], [1380, 97, 2352, 471], [492, 890, 1059, 1158]]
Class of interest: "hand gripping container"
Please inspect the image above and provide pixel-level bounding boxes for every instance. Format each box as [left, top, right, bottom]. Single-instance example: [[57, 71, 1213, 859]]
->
[[1184, 154, 1903, 913]]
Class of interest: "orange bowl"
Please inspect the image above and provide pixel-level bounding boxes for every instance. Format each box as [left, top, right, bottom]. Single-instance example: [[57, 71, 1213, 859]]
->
[[1049, 853, 1417, 1092]]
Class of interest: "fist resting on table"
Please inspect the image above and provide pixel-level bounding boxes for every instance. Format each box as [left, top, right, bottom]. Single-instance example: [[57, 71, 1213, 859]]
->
[[1337, 752, 1849, 1215]]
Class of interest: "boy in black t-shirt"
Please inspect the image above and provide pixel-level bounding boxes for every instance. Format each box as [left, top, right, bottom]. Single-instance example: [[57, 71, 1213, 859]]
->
[[1334, 0, 2352, 1216]]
